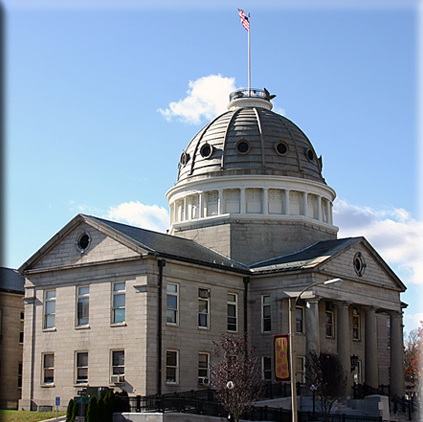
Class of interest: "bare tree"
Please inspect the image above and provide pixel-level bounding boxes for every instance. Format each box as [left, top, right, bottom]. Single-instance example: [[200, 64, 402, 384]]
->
[[306, 351, 347, 420], [211, 335, 264, 422]]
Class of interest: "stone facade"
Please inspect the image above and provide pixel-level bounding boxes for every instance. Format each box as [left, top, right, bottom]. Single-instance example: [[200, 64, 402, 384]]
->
[[0, 268, 24, 409]]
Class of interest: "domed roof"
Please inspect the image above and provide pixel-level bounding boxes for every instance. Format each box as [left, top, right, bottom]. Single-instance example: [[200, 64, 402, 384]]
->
[[177, 89, 325, 184]]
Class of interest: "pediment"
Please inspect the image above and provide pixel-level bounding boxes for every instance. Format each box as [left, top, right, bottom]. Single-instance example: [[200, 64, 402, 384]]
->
[[315, 238, 405, 292], [19, 215, 149, 273]]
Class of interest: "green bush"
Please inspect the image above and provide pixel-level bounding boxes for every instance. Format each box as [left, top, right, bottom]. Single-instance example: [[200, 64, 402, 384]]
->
[[66, 398, 75, 422], [86, 396, 98, 422]]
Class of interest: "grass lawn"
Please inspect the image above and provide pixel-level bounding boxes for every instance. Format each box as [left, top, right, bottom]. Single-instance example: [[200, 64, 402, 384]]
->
[[0, 410, 66, 422]]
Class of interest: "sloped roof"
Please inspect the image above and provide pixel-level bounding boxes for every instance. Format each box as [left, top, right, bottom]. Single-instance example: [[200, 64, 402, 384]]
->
[[250, 236, 406, 291], [87, 215, 250, 272], [250, 238, 358, 271], [0, 267, 24, 294], [19, 214, 249, 274]]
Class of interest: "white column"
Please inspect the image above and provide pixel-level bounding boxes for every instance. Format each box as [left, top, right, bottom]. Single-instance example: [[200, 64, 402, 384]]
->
[[183, 197, 187, 221], [263, 188, 268, 215], [337, 302, 352, 393], [240, 188, 246, 214], [317, 196, 322, 221], [284, 190, 290, 215], [218, 189, 223, 215], [302, 192, 308, 216], [390, 311, 405, 397], [199, 192, 204, 218], [306, 298, 320, 356], [364, 307, 378, 388]]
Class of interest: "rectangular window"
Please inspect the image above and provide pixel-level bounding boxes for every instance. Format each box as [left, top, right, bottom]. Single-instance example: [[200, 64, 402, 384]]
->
[[166, 350, 179, 384], [262, 295, 271, 332], [198, 288, 210, 328], [198, 353, 210, 385], [296, 356, 305, 383], [352, 307, 360, 341], [42, 353, 54, 384], [296, 306, 304, 333], [227, 293, 238, 332], [77, 286, 90, 326], [352, 359, 362, 384], [111, 350, 125, 376], [18, 362, 23, 388], [166, 283, 179, 325], [325, 309, 334, 338], [44, 290, 56, 329], [19, 312, 24, 343], [76, 352, 88, 384], [262, 356, 272, 381], [112, 282, 126, 324]]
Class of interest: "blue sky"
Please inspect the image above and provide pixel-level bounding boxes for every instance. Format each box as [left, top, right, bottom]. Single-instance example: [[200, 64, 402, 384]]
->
[[4, 1, 422, 332]]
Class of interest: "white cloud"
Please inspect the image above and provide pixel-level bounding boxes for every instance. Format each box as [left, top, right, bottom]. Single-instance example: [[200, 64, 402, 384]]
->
[[158, 74, 236, 125], [105, 201, 169, 233], [333, 199, 423, 285], [404, 313, 423, 334]]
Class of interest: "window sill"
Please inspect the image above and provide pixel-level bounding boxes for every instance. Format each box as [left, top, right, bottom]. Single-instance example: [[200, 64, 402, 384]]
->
[[111, 322, 127, 328], [42, 328, 57, 333], [41, 383, 55, 388], [74, 382, 88, 387], [75, 325, 91, 330]]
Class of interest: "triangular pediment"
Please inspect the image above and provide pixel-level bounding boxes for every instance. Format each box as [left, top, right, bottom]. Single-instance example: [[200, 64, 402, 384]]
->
[[19, 214, 249, 275], [19, 214, 150, 273], [251, 237, 405, 292], [314, 238, 406, 292]]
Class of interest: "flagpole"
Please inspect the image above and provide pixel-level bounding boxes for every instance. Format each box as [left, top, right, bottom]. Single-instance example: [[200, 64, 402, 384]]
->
[[247, 12, 251, 96]]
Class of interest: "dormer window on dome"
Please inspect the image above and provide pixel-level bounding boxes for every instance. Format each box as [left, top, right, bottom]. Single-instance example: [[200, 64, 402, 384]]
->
[[275, 142, 288, 155], [180, 151, 190, 166], [200, 143, 213, 159], [236, 139, 250, 154]]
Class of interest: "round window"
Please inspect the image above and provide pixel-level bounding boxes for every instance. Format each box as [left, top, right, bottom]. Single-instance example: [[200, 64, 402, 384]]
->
[[180, 152, 190, 166], [200, 143, 213, 159], [236, 140, 250, 154], [77, 233, 91, 252], [275, 142, 288, 155], [353, 252, 366, 276], [306, 149, 314, 161]]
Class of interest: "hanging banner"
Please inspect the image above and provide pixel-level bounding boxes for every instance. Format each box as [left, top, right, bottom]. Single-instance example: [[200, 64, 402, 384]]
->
[[274, 334, 290, 381]]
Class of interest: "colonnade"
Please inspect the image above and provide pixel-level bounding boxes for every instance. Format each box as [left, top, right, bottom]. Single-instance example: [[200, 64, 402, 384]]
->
[[170, 187, 333, 225], [300, 298, 404, 396]]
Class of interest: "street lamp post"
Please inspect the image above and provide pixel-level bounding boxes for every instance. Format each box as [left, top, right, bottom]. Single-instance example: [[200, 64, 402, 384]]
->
[[287, 278, 342, 422]]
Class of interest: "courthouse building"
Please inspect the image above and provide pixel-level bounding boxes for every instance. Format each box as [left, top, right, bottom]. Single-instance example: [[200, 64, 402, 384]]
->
[[18, 89, 406, 411]]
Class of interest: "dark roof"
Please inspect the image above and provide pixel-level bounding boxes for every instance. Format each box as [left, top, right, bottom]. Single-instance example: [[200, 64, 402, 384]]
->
[[250, 238, 359, 272], [0, 267, 24, 294], [87, 215, 250, 273]]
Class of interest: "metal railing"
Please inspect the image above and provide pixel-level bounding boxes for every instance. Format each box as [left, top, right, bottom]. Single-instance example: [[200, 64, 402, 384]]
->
[[229, 88, 269, 102], [114, 385, 386, 422]]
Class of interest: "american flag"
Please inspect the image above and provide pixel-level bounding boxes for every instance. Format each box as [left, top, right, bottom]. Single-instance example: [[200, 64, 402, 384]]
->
[[238, 9, 250, 31]]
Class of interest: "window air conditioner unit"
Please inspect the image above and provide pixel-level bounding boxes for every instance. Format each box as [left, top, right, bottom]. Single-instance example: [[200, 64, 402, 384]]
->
[[199, 289, 210, 298], [110, 375, 125, 384], [198, 377, 209, 385]]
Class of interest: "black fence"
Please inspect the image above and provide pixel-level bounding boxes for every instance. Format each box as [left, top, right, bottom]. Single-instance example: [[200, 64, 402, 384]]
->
[[115, 387, 385, 422], [391, 395, 421, 421]]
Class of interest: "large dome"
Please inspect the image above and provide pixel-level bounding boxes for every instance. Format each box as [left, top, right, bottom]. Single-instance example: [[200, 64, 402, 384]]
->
[[167, 89, 337, 264], [177, 89, 325, 184]]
